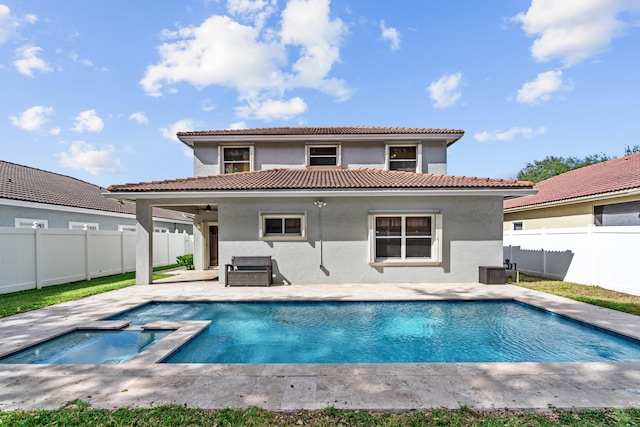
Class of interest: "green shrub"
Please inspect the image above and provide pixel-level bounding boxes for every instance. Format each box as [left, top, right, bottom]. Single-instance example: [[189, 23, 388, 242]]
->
[[176, 254, 194, 270]]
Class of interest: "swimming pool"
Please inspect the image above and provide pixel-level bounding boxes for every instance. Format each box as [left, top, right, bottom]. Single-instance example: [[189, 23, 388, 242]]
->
[[0, 329, 172, 364], [107, 300, 640, 364]]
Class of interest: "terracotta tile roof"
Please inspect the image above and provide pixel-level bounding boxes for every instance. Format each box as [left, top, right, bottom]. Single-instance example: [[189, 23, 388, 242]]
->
[[177, 126, 464, 137], [504, 153, 640, 210], [107, 168, 533, 192], [0, 161, 191, 221]]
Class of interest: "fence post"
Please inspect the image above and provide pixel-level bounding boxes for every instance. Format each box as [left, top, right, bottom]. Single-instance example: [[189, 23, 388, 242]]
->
[[120, 231, 125, 274], [85, 230, 91, 281], [35, 228, 42, 289]]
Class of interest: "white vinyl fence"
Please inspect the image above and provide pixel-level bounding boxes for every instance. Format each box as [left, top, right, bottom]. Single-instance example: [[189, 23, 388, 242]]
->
[[0, 228, 194, 295], [504, 226, 640, 296]]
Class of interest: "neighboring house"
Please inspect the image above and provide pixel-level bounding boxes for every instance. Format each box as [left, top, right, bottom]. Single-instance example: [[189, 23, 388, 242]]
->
[[0, 160, 193, 233], [105, 126, 535, 285], [504, 153, 640, 230]]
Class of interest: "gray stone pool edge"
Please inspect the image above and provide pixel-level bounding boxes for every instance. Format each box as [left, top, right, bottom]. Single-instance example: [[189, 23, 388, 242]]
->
[[1, 277, 639, 411]]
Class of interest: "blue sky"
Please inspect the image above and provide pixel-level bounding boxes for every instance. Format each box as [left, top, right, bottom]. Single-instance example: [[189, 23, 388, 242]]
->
[[1, 0, 639, 188]]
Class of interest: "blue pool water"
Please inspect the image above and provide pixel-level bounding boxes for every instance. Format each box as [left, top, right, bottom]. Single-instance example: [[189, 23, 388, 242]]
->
[[107, 301, 640, 364], [0, 329, 172, 364]]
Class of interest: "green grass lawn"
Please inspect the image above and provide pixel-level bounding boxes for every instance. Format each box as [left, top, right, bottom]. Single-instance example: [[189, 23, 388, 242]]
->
[[514, 274, 640, 316], [0, 266, 176, 319], [1, 402, 639, 427]]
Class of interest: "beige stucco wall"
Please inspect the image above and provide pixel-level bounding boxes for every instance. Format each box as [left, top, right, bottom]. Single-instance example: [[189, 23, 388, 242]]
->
[[503, 194, 640, 230]]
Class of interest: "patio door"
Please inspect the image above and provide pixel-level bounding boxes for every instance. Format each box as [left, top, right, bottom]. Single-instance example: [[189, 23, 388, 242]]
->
[[209, 225, 219, 267]]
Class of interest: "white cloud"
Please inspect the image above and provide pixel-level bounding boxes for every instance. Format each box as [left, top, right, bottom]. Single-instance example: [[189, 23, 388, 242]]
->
[[140, 0, 349, 120], [516, 70, 571, 104], [9, 105, 54, 131], [14, 45, 52, 77], [24, 14, 37, 24], [514, 0, 640, 67], [0, 4, 18, 44], [380, 20, 400, 51], [72, 110, 104, 133], [49, 127, 61, 135], [235, 97, 307, 120], [57, 141, 125, 175], [474, 127, 547, 142], [201, 99, 216, 112], [229, 121, 247, 130], [129, 111, 149, 124], [227, 0, 276, 29], [160, 118, 196, 142], [427, 72, 463, 108]]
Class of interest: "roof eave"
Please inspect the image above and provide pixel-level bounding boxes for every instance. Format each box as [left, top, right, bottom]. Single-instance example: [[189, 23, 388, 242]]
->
[[504, 187, 640, 213], [178, 132, 464, 148], [104, 187, 535, 201]]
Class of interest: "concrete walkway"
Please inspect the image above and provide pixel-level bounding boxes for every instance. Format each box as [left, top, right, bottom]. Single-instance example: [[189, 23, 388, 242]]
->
[[1, 273, 639, 411]]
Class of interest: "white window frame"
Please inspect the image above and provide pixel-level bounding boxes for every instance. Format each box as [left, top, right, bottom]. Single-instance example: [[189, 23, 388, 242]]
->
[[259, 212, 307, 241], [118, 225, 136, 232], [385, 143, 422, 173], [154, 227, 170, 233], [15, 218, 48, 229], [368, 212, 442, 266], [306, 144, 341, 167], [219, 145, 254, 174], [69, 222, 99, 231]]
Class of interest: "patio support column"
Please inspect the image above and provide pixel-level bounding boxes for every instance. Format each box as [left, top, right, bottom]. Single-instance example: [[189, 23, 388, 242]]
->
[[136, 200, 153, 285]]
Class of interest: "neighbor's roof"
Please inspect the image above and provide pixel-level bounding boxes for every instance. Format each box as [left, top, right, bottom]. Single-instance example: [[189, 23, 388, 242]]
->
[[107, 168, 534, 193], [504, 152, 640, 210], [177, 126, 465, 137], [0, 160, 191, 222]]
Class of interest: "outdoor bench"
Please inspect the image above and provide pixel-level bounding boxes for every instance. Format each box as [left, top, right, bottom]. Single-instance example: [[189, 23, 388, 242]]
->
[[225, 256, 272, 287]]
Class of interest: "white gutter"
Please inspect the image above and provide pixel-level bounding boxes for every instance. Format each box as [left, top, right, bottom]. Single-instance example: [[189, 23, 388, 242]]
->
[[104, 188, 537, 201], [504, 188, 640, 213], [0, 198, 193, 224]]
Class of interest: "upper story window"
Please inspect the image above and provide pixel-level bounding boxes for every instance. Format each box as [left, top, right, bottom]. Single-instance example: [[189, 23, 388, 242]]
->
[[15, 218, 48, 229], [512, 222, 523, 231], [221, 146, 253, 174], [307, 145, 340, 167], [386, 144, 422, 173], [118, 225, 136, 232]]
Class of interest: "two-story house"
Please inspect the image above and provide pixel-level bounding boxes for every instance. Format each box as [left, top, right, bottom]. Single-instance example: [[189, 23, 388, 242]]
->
[[105, 127, 535, 285]]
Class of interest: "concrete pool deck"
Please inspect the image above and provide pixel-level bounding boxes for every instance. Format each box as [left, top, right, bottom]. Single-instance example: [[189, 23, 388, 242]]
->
[[1, 272, 639, 411]]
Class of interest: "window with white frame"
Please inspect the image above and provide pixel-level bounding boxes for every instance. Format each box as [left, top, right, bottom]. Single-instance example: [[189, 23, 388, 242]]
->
[[118, 225, 136, 232], [69, 222, 99, 231], [386, 144, 421, 172], [307, 145, 340, 167], [259, 213, 306, 241], [15, 218, 48, 229], [369, 213, 441, 264], [221, 146, 253, 174], [154, 227, 169, 233]]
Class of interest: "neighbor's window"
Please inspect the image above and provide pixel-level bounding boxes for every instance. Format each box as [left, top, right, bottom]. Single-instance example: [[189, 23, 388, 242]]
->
[[154, 227, 169, 233], [260, 213, 306, 241], [594, 201, 640, 226], [369, 213, 441, 264], [386, 145, 421, 172], [512, 222, 523, 231], [222, 146, 252, 174], [15, 218, 48, 229], [307, 145, 339, 167], [118, 225, 136, 232], [69, 222, 99, 231]]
